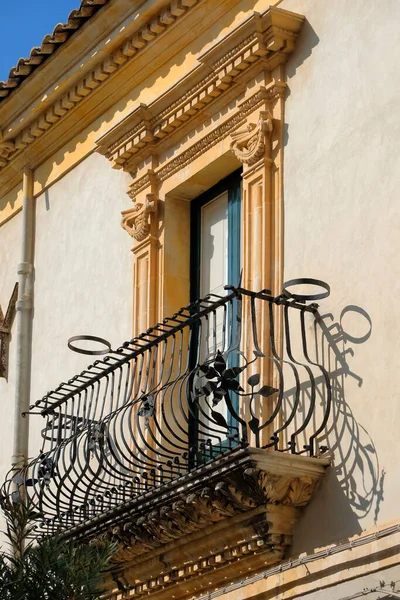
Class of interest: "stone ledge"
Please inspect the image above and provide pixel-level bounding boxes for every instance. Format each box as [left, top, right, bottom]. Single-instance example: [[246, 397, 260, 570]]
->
[[78, 447, 329, 599]]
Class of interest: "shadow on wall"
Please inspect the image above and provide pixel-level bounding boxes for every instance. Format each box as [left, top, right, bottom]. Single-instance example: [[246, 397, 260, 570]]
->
[[289, 303, 385, 555], [283, 18, 320, 149], [286, 18, 320, 80]]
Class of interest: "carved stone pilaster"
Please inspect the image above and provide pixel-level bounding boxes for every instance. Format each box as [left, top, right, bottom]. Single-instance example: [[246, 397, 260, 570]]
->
[[230, 110, 273, 165], [121, 194, 157, 242]]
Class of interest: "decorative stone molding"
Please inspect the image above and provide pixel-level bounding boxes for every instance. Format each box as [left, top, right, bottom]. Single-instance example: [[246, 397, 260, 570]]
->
[[104, 465, 320, 565], [0, 0, 203, 174], [103, 469, 260, 563], [127, 169, 158, 202], [257, 470, 318, 506], [121, 194, 157, 241], [0, 283, 18, 378], [70, 448, 328, 600], [126, 85, 276, 199], [110, 11, 298, 349], [95, 8, 304, 177], [109, 528, 287, 599], [0, 134, 15, 168], [230, 110, 273, 165]]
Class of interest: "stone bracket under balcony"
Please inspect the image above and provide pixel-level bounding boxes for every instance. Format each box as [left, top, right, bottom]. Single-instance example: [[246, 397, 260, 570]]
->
[[85, 447, 329, 600]]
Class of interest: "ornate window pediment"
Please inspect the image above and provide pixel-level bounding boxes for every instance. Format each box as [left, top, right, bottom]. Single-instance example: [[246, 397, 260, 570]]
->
[[95, 6, 304, 200]]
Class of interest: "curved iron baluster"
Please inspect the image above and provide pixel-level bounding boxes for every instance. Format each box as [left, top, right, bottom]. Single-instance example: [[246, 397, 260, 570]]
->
[[300, 307, 332, 456]]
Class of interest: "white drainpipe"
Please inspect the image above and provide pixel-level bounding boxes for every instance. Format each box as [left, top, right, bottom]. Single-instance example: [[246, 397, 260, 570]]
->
[[12, 168, 34, 471]]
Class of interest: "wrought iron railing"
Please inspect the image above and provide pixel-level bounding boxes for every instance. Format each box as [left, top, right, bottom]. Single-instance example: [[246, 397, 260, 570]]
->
[[5, 282, 332, 537]]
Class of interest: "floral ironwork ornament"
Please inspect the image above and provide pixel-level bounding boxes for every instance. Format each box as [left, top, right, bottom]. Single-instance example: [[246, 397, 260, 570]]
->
[[193, 350, 278, 440]]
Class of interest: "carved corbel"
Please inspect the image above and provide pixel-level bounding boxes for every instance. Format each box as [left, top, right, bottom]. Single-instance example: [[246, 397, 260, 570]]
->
[[0, 133, 15, 167], [90, 459, 325, 572], [121, 194, 157, 242], [256, 469, 319, 507], [230, 110, 273, 166]]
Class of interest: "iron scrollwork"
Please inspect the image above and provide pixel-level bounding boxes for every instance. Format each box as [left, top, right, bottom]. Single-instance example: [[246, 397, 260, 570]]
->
[[4, 280, 332, 538]]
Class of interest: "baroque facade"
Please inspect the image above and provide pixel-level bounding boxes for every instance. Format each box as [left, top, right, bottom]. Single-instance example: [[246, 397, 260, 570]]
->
[[0, 1, 399, 599]]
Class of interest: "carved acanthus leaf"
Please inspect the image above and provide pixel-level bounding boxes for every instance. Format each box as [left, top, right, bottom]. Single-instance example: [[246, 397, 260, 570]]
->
[[257, 471, 291, 503], [121, 194, 157, 241], [230, 110, 273, 165], [283, 476, 317, 507], [89, 464, 323, 566], [82, 451, 327, 600], [107, 474, 260, 563], [257, 471, 318, 507], [91, 466, 324, 570]]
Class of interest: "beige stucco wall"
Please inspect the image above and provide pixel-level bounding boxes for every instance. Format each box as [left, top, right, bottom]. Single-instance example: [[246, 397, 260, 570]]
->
[[296, 564, 400, 600], [28, 152, 133, 453], [280, 0, 400, 552], [0, 212, 21, 487], [0, 3, 398, 593]]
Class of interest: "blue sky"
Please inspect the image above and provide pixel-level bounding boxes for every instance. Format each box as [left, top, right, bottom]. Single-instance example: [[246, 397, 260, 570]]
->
[[0, 0, 81, 82]]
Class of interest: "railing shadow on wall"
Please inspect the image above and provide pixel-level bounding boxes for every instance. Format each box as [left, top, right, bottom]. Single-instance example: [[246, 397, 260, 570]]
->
[[289, 301, 384, 553], [317, 305, 384, 521]]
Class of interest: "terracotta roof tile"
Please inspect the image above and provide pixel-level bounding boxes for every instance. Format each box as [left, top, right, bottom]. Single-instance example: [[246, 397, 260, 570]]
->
[[0, 0, 110, 102]]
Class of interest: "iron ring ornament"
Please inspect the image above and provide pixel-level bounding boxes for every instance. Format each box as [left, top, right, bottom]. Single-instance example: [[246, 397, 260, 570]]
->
[[67, 335, 111, 356], [281, 278, 330, 302]]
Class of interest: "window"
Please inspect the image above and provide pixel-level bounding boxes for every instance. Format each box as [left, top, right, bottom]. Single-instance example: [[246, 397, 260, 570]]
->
[[190, 170, 241, 301], [189, 170, 242, 452]]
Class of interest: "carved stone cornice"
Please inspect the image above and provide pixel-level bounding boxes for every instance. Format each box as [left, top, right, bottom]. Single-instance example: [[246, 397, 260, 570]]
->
[[121, 194, 158, 241], [230, 110, 273, 165], [109, 485, 257, 564], [69, 447, 328, 600], [126, 84, 275, 199], [95, 7, 304, 175], [0, 0, 204, 177]]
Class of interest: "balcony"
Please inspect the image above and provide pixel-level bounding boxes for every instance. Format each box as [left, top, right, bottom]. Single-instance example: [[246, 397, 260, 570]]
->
[[5, 282, 331, 597]]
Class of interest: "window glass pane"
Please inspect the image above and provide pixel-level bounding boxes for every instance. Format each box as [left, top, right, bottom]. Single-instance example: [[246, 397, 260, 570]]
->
[[200, 191, 228, 297]]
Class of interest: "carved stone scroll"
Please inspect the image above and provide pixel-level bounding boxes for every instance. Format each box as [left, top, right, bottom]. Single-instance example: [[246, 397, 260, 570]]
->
[[121, 194, 157, 242], [230, 110, 273, 165]]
